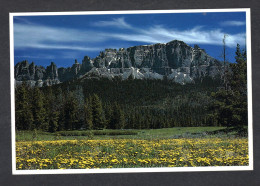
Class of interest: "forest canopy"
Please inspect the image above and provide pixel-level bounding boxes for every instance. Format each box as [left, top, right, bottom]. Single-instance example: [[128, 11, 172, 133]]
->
[[15, 44, 247, 132]]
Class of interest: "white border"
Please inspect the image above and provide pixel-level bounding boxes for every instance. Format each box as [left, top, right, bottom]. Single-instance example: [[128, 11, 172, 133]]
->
[[10, 8, 253, 175]]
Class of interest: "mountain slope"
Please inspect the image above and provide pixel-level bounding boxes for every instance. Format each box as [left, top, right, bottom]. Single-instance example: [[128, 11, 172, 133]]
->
[[14, 40, 223, 87]]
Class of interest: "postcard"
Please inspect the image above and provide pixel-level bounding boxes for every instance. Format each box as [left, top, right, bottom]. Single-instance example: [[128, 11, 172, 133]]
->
[[10, 9, 253, 174]]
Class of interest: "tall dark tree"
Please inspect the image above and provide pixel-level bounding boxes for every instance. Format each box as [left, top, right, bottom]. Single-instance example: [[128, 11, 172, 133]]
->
[[32, 87, 47, 130], [84, 96, 93, 130], [91, 94, 105, 129], [64, 92, 79, 130], [15, 82, 34, 130], [110, 103, 125, 129], [45, 87, 59, 133], [74, 86, 85, 128], [104, 103, 113, 129], [228, 44, 247, 94], [210, 44, 247, 130], [56, 87, 65, 131]]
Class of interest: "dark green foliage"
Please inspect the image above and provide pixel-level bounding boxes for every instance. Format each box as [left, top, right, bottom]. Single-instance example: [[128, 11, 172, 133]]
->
[[104, 103, 113, 129], [15, 82, 34, 130], [63, 92, 79, 130], [229, 44, 247, 95], [32, 87, 48, 130], [210, 90, 242, 127], [16, 66, 233, 131], [84, 96, 93, 130], [48, 111, 59, 133], [73, 86, 85, 129], [15, 77, 223, 131], [210, 44, 247, 130], [91, 94, 105, 129], [55, 87, 65, 131], [109, 103, 125, 129], [45, 87, 59, 133]]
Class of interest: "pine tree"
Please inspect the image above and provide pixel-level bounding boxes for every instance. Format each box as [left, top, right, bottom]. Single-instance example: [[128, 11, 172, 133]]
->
[[74, 86, 85, 129], [210, 44, 247, 131], [91, 94, 105, 129], [228, 44, 247, 95], [104, 103, 113, 129], [45, 87, 59, 133], [15, 82, 34, 130], [109, 103, 125, 129], [64, 92, 79, 130], [55, 87, 65, 131], [32, 87, 47, 130], [84, 96, 93, 130], [48, 111, 59, 132], [115, 104, 125, 129]]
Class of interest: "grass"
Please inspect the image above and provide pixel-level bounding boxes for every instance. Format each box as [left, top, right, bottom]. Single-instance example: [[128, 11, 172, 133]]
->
[[16, 138, 249, 169], [16, 127, 238, 141], [15, 127, 249, 170], [56, 130, 138, 136]]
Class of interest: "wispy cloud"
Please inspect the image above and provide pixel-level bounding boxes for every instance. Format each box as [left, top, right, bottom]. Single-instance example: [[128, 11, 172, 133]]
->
[[109, 25, 245, 47], [14, 17, 246, 53], [14, 23, 108, 51], [15, 55, 44, 59], [14, 17, 34, 24], [92, 17, 132, 29], [220, 21, 246, 26], [15, 52, 82, 60]]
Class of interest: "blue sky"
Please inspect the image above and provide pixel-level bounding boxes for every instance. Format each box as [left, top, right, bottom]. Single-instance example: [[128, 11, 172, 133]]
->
[[13, 11, 247, 68]]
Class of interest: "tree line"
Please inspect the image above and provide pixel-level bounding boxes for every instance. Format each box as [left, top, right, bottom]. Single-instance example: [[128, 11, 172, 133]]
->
[[15, 44, 247, 132], [15, 78, 221, 132], [209, 44, 248, 131]]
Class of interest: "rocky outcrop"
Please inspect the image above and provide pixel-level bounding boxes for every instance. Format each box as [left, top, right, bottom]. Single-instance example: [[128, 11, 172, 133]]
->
[[14, 40, 224, 87], [82, 56, 93, 72]]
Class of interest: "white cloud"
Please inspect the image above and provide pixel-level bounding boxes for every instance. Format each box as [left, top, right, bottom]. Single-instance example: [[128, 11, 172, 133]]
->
[[220, 21, 246, 26], [14, 23, 108, 51], [109, 25, 245, 48], [92, 17, 132, 29], [14, 17, 246, 52], [27, 44, 101, 51]]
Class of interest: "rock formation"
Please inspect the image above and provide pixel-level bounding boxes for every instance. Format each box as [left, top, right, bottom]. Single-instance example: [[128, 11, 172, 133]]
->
[[14, 40, 224, 87]]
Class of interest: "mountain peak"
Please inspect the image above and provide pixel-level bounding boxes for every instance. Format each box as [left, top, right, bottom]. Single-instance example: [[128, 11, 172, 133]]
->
[[14, 39, 223, 87]]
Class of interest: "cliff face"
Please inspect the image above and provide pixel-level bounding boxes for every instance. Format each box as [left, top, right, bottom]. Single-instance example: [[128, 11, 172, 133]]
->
[[14, 40, 223, 86], [15, 61, 60, 87]]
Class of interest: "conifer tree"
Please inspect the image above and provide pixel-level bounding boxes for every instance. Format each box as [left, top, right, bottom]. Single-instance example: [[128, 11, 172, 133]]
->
[[91, 94, 105, 129], [109, 103, 125, 129], [15, 82, 34, 130], [84, 96, 93, 130], [56, 87, 65, 131], [45, 87, 59, 132], [74, 86, 85, 128], [32, 87, 47, 130], [48, 111, 59, 132], [116, 104, 125, 129], [64, 92, 78, 130], [104, 103, 113, 129], [210, 44, 247, 130]]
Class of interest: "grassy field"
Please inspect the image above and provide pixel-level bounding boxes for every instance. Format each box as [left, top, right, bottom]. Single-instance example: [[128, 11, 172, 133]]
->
[[16, 127, 233, 141], [15, 127, 249, 170]]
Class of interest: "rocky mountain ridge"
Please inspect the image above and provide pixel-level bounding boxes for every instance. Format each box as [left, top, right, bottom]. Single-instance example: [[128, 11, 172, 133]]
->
[[14, 40, 223, 87]]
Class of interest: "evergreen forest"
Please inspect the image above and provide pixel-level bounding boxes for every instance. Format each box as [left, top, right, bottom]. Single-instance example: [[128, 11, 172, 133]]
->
[[15, 44, 248, 133]]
